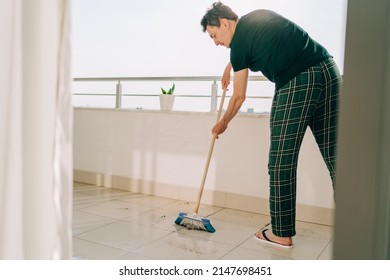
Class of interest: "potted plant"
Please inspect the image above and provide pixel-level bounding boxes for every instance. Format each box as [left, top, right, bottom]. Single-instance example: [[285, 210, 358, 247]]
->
[[159, 83, 175, 111]]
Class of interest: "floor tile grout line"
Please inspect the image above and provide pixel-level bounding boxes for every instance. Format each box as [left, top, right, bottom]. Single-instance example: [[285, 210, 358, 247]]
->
[[74, 227, 174, 257], [316, 238, 333, 260], [72, 220, 119, 238], [119, 229, 178, 255], [217, 233, 259, 260], [72, 235, 128, 258]]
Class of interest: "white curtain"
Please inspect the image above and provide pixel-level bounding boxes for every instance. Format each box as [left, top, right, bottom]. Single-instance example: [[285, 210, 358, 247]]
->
[[0, 0, 72, 259]]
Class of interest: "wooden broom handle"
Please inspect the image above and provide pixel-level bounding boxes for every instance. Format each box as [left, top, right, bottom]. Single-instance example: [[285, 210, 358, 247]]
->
[[194, 88, 227, 214]]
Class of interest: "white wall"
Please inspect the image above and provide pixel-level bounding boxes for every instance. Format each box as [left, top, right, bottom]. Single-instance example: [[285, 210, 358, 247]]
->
[[73, 108, 335, 224]]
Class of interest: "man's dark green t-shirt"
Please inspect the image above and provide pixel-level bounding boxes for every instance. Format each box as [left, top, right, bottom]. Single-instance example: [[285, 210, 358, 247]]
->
[[229, 10, 330, 89]]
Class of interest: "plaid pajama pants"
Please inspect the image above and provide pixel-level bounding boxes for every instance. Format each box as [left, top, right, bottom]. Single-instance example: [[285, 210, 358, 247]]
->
[[269, 57, 341, 237]]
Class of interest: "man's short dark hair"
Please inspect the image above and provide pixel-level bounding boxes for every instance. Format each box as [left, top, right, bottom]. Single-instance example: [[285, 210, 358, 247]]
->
[[200, 2, 238, 32]]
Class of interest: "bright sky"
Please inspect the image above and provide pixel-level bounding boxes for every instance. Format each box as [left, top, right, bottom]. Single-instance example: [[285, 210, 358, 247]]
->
[[72, 0, 348, 78]]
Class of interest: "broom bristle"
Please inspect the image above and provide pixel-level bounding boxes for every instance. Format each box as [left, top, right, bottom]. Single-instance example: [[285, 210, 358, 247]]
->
[[174, 212, 216, 233]]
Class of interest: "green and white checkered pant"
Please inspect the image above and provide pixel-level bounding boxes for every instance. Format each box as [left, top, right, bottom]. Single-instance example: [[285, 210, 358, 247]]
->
[[269, 58, 341, 237]]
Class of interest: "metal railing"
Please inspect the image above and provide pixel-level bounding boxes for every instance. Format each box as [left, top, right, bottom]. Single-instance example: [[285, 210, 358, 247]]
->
[[73, 76, 272, 111]]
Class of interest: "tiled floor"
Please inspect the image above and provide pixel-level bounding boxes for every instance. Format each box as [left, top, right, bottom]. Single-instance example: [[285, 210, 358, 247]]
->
[[72, 182, 334, 260]]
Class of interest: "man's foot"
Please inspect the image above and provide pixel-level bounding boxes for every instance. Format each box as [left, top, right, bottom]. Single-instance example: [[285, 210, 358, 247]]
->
[[254, 229, 293, 248]]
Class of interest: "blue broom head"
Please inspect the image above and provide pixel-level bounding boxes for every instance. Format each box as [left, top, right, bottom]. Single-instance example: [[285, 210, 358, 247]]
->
[[201, 217, 216, 233], [174, 212, 216, 233], [174, 212, 186, 225]]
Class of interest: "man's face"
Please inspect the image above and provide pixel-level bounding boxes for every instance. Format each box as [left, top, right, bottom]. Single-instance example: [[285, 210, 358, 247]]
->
[[206, 19, 233, 48]]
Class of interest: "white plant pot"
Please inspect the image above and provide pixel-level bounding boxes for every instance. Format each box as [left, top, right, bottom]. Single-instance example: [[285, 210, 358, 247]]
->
[[159, 94, 175, 111]]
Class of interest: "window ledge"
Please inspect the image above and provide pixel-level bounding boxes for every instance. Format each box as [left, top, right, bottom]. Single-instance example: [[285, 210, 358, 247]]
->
[[73, 106, 270, 118]]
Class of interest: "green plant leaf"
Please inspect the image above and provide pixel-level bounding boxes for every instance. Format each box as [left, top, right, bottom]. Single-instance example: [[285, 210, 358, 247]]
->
[[171, 83, 175, 94], [161, 83, 175, 94]]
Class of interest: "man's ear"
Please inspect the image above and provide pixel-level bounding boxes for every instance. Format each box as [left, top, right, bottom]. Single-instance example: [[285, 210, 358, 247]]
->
[[220, 18, 229, 29]]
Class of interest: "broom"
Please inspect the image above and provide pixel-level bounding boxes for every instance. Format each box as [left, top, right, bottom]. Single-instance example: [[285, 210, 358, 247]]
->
[[174, 87, 227, 233]]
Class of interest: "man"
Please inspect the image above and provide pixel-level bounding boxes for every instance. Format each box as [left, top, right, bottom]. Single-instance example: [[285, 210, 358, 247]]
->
[[201, 2, 341, 248]]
